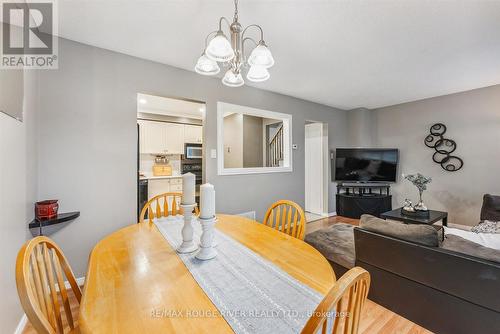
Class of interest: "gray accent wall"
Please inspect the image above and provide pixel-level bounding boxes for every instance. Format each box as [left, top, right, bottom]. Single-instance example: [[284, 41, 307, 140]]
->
[[374, 84, 500, 226], [37, 38, 348, 277], [346, 108, 375, 147]]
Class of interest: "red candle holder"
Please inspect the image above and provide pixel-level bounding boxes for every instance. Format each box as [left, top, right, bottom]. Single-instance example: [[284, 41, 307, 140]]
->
[[35, 200, 59, 220]]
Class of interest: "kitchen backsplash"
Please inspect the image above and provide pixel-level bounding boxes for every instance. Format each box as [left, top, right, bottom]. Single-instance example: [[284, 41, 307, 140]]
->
[[140, 154, 181, 176]]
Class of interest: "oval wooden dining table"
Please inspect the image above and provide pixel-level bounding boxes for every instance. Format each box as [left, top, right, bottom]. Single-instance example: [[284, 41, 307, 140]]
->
[[79, 214, 336, 334]]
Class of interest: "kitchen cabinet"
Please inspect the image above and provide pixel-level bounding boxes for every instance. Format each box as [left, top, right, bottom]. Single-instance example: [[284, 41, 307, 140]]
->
[[184, 124, 203, 144], [148, 177, 183, 200], [139, 120, 167, 154], [138, 120, 184, 154], [165, 122, 184, 154]]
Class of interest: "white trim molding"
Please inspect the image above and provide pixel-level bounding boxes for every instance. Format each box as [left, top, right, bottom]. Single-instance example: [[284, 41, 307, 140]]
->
[[217, 102, 293, 176], [14, 314, 28, 334], [328, 212, 337, 217]]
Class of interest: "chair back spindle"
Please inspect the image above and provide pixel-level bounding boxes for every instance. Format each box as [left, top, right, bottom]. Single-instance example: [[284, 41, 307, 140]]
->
[[263, 200, 306, 239], [301, 267, 371, 334], [16, 236, 82, 334], [139, 192, 199, 224]]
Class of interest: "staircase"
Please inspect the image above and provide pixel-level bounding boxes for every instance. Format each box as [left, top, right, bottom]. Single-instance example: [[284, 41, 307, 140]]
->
[[268, 124, 284, 167]]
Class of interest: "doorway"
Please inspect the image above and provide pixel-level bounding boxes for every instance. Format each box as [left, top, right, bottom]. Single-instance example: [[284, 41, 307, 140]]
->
[[305, 121, 328, 222], [136, 93, 205, 221]]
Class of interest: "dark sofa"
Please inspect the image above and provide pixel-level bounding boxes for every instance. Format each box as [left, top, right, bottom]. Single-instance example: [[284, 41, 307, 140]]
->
[[305, 194, 500, 333], [354, 227, 500, 334]]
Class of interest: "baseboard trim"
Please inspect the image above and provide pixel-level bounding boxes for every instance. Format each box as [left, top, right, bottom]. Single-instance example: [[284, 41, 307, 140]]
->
[[328, 212, 337, 217], [16, 276, 85, 333], [14, 314, 27, 334]]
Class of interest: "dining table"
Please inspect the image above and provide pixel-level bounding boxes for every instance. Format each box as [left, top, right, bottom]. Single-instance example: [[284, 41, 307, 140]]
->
[[78, 214, 336, 333]]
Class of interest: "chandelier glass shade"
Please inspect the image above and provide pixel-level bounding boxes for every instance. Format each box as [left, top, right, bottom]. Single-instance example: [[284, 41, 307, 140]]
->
[[195, 0, 274, 87], [206, 32, 235, 62], [195, 53, 220, 75], [222, 69, 245, 87], [246, 65, 270, 82], [248, 42, 274, 68]]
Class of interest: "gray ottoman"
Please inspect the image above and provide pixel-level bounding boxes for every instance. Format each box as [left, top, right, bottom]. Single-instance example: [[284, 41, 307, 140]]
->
[[305, 223, 355, 276]]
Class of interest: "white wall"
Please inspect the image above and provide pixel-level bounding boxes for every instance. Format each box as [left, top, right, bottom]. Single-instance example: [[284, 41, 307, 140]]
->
[[0, 70, 38, 333], [374, 84, 500, 226], [223, 113, 244, 168], [36, 38, 348, 277]]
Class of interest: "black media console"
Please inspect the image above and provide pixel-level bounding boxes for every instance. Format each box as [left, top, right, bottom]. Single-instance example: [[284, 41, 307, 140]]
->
[[336, 183, 392, 219]]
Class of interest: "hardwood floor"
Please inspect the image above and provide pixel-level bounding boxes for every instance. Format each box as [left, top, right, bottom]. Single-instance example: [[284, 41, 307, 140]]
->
[[22, 216, 433, 334], [306, 215, 360, 234]]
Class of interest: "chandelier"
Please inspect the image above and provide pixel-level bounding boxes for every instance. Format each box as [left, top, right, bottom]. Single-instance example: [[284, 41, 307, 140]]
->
[[195, 0, 274, 87]]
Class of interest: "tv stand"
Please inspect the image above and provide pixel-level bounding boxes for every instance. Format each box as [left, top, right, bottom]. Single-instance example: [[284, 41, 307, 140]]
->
[[336, 183, 392, 219]]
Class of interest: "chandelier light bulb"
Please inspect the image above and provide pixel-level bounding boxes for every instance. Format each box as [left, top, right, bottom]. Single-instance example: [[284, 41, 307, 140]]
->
[[206, 31, 235, 62], [248, 42, 275, 68], [195, 53, 220, 75], [222, 69, 244, 87], [246, 65, 270, 82]]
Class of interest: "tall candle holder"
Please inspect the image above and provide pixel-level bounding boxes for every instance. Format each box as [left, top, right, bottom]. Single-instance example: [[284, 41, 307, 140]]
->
[[177, 203, 198, 254], [195, 216, 217, 260]]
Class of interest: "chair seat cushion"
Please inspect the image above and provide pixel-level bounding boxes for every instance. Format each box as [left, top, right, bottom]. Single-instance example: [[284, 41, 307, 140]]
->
[[305, 223, 355, 269]]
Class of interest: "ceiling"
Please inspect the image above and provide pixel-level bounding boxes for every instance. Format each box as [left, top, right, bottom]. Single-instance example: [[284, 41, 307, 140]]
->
[[137, 93, 205, 119], [53, 0, 500, 110]]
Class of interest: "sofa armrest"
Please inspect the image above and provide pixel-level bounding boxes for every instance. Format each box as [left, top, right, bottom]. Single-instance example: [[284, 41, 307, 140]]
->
[[354, 227, 500, 313]]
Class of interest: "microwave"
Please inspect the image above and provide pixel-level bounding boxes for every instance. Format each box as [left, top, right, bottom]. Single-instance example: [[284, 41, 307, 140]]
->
[[185, 143, 202, 159]]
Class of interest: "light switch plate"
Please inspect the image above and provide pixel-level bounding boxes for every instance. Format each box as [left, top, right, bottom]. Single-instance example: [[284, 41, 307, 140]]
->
[[210, 149, 217, 158]]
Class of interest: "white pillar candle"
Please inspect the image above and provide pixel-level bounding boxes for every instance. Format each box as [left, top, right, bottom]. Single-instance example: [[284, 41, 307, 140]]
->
[[182, 173, 196, 205], [200, 183, 215, 219]]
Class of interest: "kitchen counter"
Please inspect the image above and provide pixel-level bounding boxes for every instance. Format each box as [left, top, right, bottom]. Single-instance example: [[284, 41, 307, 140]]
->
[[140, 175, 182, 180]]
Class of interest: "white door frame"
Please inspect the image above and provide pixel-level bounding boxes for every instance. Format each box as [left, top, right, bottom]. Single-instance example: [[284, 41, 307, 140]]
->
[[304, 121, 329, 216]]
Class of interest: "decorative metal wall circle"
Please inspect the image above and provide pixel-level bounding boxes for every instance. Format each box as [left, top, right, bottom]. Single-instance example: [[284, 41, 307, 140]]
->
[[424, 123, 463, 172]]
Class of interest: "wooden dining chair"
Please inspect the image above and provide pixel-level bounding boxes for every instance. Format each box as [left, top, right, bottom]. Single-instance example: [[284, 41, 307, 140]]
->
[[263, 200, 307, 239], [139, 192, 199, 224], [301, 267, 371, 334], [16, 236, 82, 334]]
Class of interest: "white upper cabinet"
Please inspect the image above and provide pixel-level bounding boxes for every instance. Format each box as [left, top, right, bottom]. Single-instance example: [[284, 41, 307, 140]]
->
[[184, 124, 203, 144], [138, 120, 185, 154], [164, 122, 184, 154], [139, 120, 167, 154]]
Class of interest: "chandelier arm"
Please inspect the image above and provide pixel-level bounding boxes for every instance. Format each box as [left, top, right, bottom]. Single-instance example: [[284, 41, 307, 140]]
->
[[218, 16, 232, 32], [204, 30, 219, 48], [241, 37, 258, 62], [241, 24, 264, 42]]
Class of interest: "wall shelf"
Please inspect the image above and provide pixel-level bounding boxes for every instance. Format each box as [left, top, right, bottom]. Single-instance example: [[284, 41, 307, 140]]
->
[[29, 212, 80, 235]]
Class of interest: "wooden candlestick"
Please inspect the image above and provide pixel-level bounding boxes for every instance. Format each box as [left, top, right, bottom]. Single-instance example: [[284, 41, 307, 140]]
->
[[177, 203, 198, 254], [195, 216, 217, 260]]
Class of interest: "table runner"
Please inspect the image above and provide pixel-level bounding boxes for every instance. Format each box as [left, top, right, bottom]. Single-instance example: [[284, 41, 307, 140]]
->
[[154, 216, 326, 334]]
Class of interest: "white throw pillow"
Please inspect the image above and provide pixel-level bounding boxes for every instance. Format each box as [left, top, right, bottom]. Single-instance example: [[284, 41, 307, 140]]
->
[[444, 227, 500, 250], [471, 220, 500, 233]]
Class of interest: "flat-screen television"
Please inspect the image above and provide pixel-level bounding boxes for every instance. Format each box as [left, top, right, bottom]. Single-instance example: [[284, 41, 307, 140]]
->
[[335, 148, 399, 182]]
